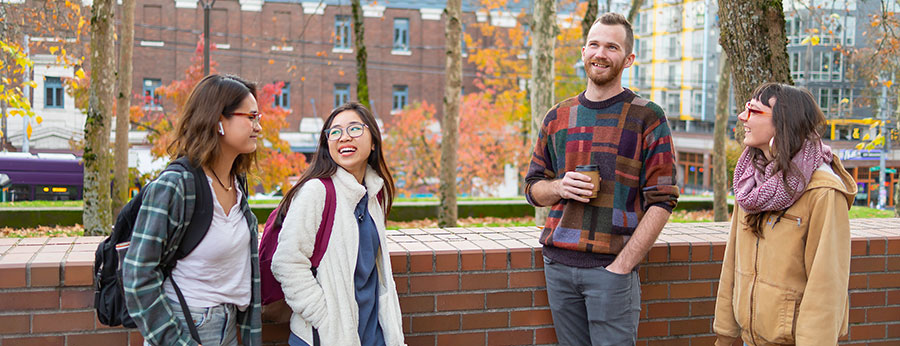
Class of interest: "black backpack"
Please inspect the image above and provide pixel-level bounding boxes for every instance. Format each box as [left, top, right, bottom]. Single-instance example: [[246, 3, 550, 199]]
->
[[93, 157, 217, 342]]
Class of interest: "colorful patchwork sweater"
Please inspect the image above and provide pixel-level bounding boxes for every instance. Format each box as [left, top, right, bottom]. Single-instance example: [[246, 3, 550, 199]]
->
[[525, 89, 679, 268]]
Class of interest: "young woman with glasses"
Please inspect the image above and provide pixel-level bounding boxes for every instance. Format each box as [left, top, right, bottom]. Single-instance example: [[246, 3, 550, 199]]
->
[[271, 102, 405, 346], [713, 83, 857, 345], [123, 74, 263, 346]]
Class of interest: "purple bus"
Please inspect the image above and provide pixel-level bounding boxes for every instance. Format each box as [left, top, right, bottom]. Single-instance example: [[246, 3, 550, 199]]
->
[[0, 153, 84, 201]]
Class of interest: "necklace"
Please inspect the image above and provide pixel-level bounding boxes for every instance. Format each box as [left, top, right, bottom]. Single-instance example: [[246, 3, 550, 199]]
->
[[210, 169, 233, 192]]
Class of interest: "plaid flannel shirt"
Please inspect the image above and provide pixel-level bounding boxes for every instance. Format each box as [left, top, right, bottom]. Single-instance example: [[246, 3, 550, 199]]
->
[[122, 169, 261, 346]]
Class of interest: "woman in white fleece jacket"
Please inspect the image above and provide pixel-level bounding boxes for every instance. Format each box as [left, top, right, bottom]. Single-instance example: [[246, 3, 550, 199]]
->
[[270, 102, 405, 346]]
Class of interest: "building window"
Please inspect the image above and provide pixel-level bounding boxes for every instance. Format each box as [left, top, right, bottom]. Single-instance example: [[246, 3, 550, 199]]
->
[[639, 38, 651, 61], [668, 64, 677, 85], [694, 61, 703, 86], [666, 92, 681, 116], [632, 64, 641, 86], [786, 16, 802, 45], [44, 77, 64, 108], [692, 31, 703, 58], [667, 36, 679, 59], [393, 18, 409, 52], [692, 91, 703, 115], [391, 85, 408, 112], [274, 82, 290, 109], [335, 15, 352, 50], [142, 78, 162, 108], [334, 83, 350, 108]]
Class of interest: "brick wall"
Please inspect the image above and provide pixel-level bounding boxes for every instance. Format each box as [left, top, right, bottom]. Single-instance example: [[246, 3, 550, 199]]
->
[[1, 220, 898, 346]]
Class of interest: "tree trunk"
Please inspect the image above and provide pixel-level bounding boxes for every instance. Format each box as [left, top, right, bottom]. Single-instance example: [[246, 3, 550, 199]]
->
[[718, 0, 792, 145], [627, 0, 646, 23], [351, 0, 369, 109], [438, 0, 462, 227], [531, 0, 557, 226], [83, 0, 116, 235], [713, 54, 731, 222], [581, 0, 597, 43], [113, 0, 135, 215], [0, 5, 8, 150]]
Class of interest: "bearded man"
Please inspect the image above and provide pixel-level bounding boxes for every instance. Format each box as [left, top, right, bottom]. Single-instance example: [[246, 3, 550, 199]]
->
[[524, 12, 680, 346]]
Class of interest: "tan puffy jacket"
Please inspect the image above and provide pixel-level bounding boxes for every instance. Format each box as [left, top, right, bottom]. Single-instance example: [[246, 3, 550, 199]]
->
[[714, 155, 857, 346]]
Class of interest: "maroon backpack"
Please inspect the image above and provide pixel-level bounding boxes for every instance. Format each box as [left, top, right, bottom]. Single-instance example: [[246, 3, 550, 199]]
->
[[259, 178, 337, 308], [258, 177, 385, 324]]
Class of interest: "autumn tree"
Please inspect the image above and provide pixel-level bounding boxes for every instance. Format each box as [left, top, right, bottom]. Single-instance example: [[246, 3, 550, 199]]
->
[[0, 0, 86, 149], [718, 0, 793, 144], [113, 0, 136, 214], [842, 1, 899, 213], [351, 0, 370, 108], [384, 94, 523, 197], [83, 0, 116, 235], [713, 55, 731, 221], [531, 0, 557, 224], [439, 0, 462, 227]]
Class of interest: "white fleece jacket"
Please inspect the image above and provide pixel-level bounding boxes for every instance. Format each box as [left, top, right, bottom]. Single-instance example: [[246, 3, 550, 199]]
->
[[271, 166, 405, 346]]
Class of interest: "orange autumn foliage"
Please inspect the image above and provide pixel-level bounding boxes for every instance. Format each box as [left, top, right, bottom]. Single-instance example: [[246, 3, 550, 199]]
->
[[384, 93, 524, 197]]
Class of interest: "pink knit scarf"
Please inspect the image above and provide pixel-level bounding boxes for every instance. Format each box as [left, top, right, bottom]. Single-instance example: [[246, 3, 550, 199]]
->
[[733, 139, 833, 214]]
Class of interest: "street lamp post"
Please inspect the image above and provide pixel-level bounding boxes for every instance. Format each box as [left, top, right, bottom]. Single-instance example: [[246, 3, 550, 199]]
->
[[200, 0, 217, 76]]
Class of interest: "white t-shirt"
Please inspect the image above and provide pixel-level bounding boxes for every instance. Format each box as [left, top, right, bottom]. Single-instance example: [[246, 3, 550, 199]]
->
[[164, 176, 252, 310]]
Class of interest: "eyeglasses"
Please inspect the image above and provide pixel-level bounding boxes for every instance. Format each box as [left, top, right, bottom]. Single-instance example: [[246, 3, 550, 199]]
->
[[325, 122, 368, 141], [740, 102, 772, 121], [228, 112, 263, 126]]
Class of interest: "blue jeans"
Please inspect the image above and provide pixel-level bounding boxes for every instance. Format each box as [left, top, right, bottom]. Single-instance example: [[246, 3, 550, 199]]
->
[[543, 256, 641, 346], [145, 301, 239, 346]]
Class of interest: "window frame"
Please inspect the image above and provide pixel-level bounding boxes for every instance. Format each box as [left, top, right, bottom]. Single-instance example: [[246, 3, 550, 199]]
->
[[44, 76, 64, 109]]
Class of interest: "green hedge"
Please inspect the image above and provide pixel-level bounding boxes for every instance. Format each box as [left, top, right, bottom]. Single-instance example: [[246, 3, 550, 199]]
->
[[0, 199, 729, 228]]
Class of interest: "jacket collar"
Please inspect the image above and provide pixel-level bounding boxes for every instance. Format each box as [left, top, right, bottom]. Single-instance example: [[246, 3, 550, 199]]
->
[[332, 165, 385, 204], [806, 154, 858, 208]]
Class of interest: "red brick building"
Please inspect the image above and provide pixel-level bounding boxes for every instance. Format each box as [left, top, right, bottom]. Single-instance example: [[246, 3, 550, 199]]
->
[[127, 0, 498, 132]]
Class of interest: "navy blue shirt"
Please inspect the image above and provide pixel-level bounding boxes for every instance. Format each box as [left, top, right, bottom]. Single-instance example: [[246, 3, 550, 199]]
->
[[354, 193, 385, 346]]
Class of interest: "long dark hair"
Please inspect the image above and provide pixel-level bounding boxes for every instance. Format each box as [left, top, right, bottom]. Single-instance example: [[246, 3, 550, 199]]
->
[[169, 74, 258, 175], [744, 83, 826, 236], [277, 102, 395, 219]]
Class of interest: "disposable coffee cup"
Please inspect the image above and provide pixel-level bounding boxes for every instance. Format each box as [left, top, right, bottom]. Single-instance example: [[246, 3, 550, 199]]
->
[[575, 164, 600, 199]]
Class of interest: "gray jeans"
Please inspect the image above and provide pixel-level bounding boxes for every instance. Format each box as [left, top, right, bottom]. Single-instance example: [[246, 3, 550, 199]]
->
[[543, 256, 641, 346], [144, 301, 239, 346]]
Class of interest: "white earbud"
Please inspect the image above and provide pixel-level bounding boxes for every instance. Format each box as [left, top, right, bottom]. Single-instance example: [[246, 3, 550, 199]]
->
[[218, 121, 225, 135]]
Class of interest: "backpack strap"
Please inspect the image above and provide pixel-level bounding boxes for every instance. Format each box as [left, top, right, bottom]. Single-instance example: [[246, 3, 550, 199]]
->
[[309, 177, 337, 275], [171, 157, 214, 261], [159, 157, 212, 344]]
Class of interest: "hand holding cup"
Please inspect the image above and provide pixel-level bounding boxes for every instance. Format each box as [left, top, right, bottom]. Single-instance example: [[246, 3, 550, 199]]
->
[[557, 168, 600, 203]]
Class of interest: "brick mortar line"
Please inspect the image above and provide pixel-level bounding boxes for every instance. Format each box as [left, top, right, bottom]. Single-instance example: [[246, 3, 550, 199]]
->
[[638, 332, 718, 340], [0, 329, 133, 339], [0, 308, 94, 316], [397, 267, 549, 274], [402, 325, 552, 335], [402, 307, 553, 316]]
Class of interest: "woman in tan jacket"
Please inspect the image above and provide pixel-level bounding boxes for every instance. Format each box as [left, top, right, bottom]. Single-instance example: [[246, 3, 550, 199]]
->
[[714, 83, 857, 346]]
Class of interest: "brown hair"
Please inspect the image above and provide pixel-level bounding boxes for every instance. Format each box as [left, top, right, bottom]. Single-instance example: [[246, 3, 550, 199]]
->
[[591, 12, 634, 54], [743, 83, 826, 236], [277, 102, 395, 218], [168, 74, 258, 175]]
